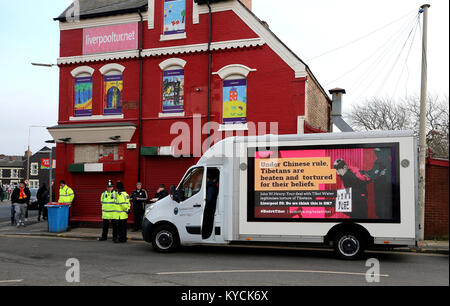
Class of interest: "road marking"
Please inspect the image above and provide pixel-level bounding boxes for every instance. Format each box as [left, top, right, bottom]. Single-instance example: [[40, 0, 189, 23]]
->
[[0, 279, 24, 283], [156, 269, 390, 277]]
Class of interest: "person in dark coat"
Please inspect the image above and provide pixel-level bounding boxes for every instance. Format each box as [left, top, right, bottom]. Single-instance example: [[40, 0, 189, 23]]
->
[[130, 182, 148, 232], [361, 148, 393, 219], [37, 183, 49, 222], [202, 170, 220, 240], [154, 184, 169, 201], [11, 181, 31, 227], [334, 159, 370, 219]]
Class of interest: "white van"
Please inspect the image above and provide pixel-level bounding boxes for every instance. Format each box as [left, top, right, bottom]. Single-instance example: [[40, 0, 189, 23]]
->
[[142, 131, 418, 259]]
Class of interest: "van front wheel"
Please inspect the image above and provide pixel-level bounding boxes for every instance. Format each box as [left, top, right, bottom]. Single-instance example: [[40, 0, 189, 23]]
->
[[151, 224, 180, 253], [334, 232, 365, 260]]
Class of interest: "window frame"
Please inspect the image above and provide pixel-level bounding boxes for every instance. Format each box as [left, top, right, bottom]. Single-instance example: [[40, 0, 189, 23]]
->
[[71, 66, 95, 118], [100, 64, 126, 117], [161, 0, 187, 41], [30, 163, 39, 176], [159, 58, 187, 117]]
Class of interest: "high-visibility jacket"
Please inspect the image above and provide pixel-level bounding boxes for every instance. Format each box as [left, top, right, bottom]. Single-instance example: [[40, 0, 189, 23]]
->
[[115, 191, 130, 220], [58, 185, 74, 204], [101, 190, 118, 220]]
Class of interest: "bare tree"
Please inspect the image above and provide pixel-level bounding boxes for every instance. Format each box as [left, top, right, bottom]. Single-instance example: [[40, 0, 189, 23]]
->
[[347, 95, 449, 159]]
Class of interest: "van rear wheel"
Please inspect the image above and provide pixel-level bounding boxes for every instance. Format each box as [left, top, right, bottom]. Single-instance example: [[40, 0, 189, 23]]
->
[[334, 232, 365, 260], [151, 224, 180, 253]]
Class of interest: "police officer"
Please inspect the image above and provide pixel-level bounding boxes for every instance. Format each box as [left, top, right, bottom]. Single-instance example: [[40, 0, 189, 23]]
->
[[130, 182, 148, 232], [115, 181, 130, 243], [98, 180, 118, 241], [58, 180, 74, 204]]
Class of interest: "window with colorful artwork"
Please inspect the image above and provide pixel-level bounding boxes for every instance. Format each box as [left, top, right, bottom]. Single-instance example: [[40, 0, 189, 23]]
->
[[162, 68, 185, 114], [163, 0, 186, 36], [103, 74, 123, 115], [74, 76, 93, 117], [223, 78, 247, 125]]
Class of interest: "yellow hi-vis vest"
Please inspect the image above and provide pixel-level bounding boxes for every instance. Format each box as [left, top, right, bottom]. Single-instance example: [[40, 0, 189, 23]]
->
[[58, 185, 74, 204], [116, 191, 130, 220], [101, 190, 118, 220]]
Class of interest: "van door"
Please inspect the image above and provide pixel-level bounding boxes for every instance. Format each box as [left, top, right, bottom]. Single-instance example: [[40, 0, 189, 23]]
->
[[175, 167, 205, 243], [201, 167, 222, 241]]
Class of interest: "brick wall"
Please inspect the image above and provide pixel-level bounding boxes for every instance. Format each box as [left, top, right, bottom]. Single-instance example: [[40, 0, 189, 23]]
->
[[425, 158, 449, 239], [305, 77, 331, 132]]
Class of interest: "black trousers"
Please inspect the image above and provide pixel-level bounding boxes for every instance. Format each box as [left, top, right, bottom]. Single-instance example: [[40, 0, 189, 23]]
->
[[117, 219, 128, 242], [101, 219, 118, 240], [133, 210, 144, 231]]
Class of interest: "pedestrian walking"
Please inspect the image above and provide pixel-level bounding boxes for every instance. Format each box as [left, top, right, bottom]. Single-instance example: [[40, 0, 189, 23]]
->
[[37, 183, 49, 222], [58, 180, 74, 204], [11, 180, 31, 227], [115, 181, 130, 243], [130, 182, 148, 232], [0, 185, 4, 202], [98, 180, 118, 242]]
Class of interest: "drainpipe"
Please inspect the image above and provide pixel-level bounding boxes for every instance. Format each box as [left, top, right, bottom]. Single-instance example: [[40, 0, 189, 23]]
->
[[138, 9, 144, 182], [206, 0, 212, 149]]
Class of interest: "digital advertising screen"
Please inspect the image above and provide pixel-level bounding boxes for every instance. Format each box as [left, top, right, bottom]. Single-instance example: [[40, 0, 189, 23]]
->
[[247, 144, 400, 223]]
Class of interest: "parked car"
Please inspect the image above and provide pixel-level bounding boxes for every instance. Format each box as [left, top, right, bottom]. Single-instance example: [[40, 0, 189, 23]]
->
[[28, 188, 39, 210]]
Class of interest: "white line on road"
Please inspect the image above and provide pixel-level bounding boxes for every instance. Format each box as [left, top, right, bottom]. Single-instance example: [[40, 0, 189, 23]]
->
[[156, 269, 390, 277], [0, 279, 24, 283]]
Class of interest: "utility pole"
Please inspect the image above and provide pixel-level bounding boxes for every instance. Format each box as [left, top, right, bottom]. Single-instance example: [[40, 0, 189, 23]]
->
[[418, 4, 430, 242]]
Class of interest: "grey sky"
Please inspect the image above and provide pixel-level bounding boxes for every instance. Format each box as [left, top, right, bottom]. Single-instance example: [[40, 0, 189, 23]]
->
[[0, 0, 448, 156]]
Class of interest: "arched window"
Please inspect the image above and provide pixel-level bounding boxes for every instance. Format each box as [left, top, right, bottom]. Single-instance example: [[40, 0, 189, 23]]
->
[[214, 64, 256, 126], [159, 58, 186, 117], [100, 64, 125, 116], [71, 66, 94, 117]]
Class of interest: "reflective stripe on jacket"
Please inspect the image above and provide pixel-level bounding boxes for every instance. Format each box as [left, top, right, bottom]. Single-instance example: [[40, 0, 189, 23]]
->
[[58, 185, 74, 203], [101, 190, 118, 220], [116, 192, 130, 220]]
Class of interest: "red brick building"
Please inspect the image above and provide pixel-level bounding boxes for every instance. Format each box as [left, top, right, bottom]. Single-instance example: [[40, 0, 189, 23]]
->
[[49, 0, 331, 222], [425, 158, 449, 239]]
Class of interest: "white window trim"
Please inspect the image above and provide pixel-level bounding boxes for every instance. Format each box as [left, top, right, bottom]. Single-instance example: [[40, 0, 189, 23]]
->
[[70, 114, 125, 121], [160, 33, 187, 41], [71, 66, 95, 77], [30, 163, 39, 176], [148, 0, 155, 29], [158, 112, 186, 118], [11, 169, 19, 179], [218, 124, 249, 132], [99, 63, 126, 76], [159, 58, 187, 71], [159, 58, 186, 117], [213, 64, 256, 80]]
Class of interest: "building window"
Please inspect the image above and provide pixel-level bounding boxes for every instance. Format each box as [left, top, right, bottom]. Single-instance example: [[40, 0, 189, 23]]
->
[[159, 58, 186, 116], [29, 180, 39, 189], [223, 78, 247, 125], [30, 163, 38, 176], [100, 64, 125, 116], [164, 0, 186, 36], [11, 169, 18, 179], [71, 66, 95, 117], [213, 64, 256, 129]]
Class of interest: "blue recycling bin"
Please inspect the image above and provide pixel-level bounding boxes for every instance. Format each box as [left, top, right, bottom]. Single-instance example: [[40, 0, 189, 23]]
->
[[45, 203, 70, 233]]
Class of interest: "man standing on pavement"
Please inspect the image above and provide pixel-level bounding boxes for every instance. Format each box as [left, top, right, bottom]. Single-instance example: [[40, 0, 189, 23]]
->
[[130, 182, 148, 232], [58, 180, 74, 204], [98, 180, 118, 241], [11, 180, 31, 227], [115, 181, 130, 243]]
